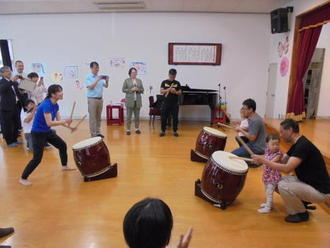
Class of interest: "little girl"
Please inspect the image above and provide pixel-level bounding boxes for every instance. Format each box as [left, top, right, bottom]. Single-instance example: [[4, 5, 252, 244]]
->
[[235, 108, 249, 146], [258, 134, 282, 213]]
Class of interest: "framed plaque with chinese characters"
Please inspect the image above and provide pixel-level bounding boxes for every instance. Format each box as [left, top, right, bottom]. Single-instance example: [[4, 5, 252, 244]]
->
[[168, 43, 222, 65]]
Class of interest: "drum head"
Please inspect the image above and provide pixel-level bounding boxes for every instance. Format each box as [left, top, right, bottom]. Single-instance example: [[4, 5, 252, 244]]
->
[[72, 137, 102, 150], [203, 127, 227, 138], [211, 151, 248, 174]]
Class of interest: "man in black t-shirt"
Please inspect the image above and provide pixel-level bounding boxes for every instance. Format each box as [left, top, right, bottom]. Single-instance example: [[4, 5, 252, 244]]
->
[[253, 119, 330, 223], [159, 69, 182, 137]]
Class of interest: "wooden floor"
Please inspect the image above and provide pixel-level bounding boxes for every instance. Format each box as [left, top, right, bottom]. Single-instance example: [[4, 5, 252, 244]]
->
[[0, 120, 329, 248], [265, 119, 330, 159]]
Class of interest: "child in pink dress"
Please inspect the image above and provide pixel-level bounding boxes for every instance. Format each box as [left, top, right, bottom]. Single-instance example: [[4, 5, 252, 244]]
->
[[258, 134, 282, 213]]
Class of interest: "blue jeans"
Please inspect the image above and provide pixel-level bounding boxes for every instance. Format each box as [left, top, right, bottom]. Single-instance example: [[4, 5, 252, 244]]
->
[[231, 142, 264, 158]]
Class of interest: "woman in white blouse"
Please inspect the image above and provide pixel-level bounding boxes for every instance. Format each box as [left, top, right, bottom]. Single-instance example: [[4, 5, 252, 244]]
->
[[27, 72, 47, 105]]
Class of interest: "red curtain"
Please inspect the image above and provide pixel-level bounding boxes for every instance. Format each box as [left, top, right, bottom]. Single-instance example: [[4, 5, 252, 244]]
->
[[286, 4, 330, 121], [286, 26, 322, 120]]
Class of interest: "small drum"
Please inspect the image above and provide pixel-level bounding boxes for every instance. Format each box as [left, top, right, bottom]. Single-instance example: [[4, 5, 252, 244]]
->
[[191, 127, 227, 162], [72, 137, 117, 182], [196, 151, 248, 209]]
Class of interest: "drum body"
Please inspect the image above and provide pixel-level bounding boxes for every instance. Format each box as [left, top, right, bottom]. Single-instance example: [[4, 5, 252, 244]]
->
[[201, 151, 248, 207], [72, 137, 111, 178], [194, 127, 227, 160]]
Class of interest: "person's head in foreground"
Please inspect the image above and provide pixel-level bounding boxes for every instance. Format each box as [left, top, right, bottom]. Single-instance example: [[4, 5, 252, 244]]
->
[[279, 118, 299, 143], [123, 198, 173, 248], [123, 198, 193, 248]]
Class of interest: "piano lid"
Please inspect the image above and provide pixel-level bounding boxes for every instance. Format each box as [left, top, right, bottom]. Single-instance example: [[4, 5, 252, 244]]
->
[[181, 84, 217, 93]]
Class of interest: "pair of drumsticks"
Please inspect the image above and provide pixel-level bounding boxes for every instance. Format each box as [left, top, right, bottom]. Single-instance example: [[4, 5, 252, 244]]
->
[[217, 122, 255, 163], [69, 101, 87, 133], [165, 83, 174, 97]]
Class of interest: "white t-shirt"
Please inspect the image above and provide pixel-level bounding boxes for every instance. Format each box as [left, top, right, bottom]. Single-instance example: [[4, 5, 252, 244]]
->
[[132, 79, 137, 101], [21, 109, 34, 133], [239, 118, 249, 137]]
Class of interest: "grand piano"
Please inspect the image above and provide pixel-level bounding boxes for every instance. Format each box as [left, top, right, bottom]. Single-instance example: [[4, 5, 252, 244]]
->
[[179, 84, 218, 123]]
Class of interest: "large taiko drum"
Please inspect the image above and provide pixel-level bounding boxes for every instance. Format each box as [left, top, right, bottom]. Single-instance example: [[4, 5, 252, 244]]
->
[[200, 151, 248, 209], [72, 137, 117, 182], [191, 127, 227, 162]]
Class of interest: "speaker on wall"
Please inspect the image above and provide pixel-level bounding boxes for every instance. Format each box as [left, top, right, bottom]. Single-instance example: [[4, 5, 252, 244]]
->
[[270, 7, 293, 34]]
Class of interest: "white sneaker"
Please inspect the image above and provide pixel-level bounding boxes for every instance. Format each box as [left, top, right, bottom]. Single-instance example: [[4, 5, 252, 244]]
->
[[258, 207, 272, 213], [62, 166, 76, 171], [260, 203, 273, 209], [19, 178, 32, 186]]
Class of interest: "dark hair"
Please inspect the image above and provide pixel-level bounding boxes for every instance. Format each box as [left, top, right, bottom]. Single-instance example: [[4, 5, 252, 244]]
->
[[27, 72, 39, 79], [128, 67, 137, 76], [266, 133, 279, 143], [280, 119, 299, 133], [90, 61, 99, 68], [46, 84, 63, 99], [123, 198, 173, 248], [25, 99, 35, 106], [15, 60, 23, 65], [242, 98, 256, 112], [169, 68, 177, 75]]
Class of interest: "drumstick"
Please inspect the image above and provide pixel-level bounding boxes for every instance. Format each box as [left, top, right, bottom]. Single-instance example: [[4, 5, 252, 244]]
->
[[70, 101, 76, 120], [217, 122, 234, 129], [71, 115, 87, 133], [165, 83, 174, 97], [229, 155, 254, 162], [236, 135, 255, 156]]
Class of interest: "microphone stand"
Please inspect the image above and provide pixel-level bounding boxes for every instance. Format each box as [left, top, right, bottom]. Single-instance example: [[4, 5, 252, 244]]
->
[[218, 83, 222, 119], [223, 86, 227, 112]]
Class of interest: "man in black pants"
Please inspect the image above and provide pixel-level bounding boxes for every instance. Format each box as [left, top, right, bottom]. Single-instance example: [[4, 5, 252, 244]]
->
[[159, 69, 182, 137], [0, 66, 23, 147]]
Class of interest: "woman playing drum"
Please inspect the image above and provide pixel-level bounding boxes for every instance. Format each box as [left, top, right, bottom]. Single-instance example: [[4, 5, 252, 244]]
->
[[19, 84, 76, 186]]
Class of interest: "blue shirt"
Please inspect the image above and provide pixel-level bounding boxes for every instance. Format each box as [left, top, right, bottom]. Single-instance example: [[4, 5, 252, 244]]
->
[[85, 74, 106, 98], [32, 98, 59, 132]]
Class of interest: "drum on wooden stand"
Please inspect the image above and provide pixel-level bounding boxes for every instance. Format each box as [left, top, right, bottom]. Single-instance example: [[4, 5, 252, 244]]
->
[[72, 137, 118, 182], [195, 151, 248, 209], [191, 127, 227, 162]]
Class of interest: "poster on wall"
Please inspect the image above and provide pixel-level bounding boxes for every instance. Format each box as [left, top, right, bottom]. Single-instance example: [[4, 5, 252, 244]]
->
[[31, 63, 46, 76], [74, 79, 84, 89], [277, 35, 290, 77], [280, 56, 289, 77], [277, 36, 289, 58], [51, 72, 63, 83], [64, 66, 79, 79], [129, 61, 147, 75], [110, 57, 126, 68]]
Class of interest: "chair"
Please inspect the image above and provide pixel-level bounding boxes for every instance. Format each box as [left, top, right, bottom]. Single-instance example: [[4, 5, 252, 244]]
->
[[149, 96, 161, 127]]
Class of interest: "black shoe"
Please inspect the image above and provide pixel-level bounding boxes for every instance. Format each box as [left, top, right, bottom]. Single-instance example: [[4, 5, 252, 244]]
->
[[135, 129, 141, 134], [173, 132, 179, 137], [97, 134, 105, 138], [303, 201, 317, 210], [126, 131, 131, 135], [284, 211, 309, 223], [0, 227, 14, 238], [159, 132, 165, 137]]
